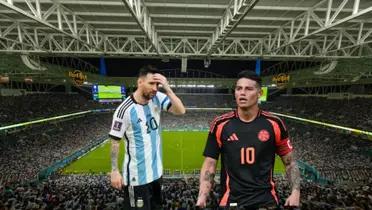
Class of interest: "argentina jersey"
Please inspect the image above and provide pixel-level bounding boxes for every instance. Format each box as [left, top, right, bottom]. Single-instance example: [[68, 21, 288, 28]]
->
[[109, 91, 171, 186]]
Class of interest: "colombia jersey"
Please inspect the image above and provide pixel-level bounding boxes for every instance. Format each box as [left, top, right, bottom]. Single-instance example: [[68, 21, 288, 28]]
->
[[203, 110, 293, 208]]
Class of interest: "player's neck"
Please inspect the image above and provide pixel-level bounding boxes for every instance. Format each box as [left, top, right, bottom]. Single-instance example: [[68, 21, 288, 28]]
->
[[133, 90, 149, 105], [237, 106, 260, 122]]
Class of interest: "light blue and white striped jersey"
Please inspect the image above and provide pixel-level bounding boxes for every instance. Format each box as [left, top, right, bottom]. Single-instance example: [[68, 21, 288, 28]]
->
[[109, 92, 171, 186]]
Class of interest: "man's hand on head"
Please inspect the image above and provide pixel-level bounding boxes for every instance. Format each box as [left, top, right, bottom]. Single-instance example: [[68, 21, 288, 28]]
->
[[153, 73, 171, 92]]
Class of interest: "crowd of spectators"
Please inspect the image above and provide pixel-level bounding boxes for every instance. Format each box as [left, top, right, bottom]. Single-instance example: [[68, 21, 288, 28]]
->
[[0, 113, 112, 185], [261, 96, 372, 131], [276, 175, 372, 210], [1, 174, 371, 209], [0, 174, 122, 210], [0, 93, 116, 126], [287, 121, 372, 184]]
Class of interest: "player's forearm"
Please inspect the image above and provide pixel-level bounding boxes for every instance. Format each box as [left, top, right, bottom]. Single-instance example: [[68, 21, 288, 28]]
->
[[111, 139, 120, 172], [164, 87, 186, 115], [198, 158, 217, 201], [198, 172, 214, 201], [282, 153, 301, 193], [286, 161, 301, 192]]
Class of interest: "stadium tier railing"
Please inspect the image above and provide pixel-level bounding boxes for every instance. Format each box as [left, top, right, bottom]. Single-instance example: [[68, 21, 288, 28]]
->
[[38, 135, 108, 181], [271, 111, 372, 139], [297, 160, 332, 185], [0, 110, 92, 132]]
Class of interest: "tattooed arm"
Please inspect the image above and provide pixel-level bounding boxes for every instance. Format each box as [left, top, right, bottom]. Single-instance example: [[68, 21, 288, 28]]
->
[[196, 157, 217, 208], [281, 152, 300, 206], [110, 139, 123, 189]]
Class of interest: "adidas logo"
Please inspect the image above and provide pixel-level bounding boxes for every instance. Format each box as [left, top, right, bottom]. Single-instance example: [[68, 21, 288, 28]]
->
[[227, 133, 239, 141]]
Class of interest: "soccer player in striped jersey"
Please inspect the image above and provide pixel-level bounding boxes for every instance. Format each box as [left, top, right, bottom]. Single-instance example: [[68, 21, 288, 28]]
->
[[109, 65, 185, 210], [196, 71, 300, 209]]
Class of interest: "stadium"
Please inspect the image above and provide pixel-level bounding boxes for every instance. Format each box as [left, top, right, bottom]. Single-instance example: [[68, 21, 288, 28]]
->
[[0, 0, 372, 209]]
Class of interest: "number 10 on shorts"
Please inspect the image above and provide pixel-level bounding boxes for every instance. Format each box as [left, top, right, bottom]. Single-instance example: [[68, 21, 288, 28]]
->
[[240, 147, 255, 165]]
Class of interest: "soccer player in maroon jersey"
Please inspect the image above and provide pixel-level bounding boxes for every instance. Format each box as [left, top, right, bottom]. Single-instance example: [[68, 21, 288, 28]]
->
[[196, 70, 300, 209]]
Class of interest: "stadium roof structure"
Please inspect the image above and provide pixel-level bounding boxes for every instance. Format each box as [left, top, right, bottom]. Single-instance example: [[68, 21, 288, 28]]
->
[[0, 0, 372, 60]]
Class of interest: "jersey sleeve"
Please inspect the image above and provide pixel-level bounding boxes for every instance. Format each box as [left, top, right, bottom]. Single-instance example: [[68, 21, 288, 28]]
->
[[269, 117, 293, 156], [203, 117, 225, 160], [155, 91, 172, 111], [203, 132, 220, 160], [109, 107, 129, 141]]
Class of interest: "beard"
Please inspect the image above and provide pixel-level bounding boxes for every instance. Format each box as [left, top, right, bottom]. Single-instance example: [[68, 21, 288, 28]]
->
[[142, 92, 155, 100]]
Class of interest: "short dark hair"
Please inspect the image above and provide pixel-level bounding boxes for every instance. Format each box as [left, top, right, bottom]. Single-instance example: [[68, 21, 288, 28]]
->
[[237, 70, 262, 87], [138, 65, 161, 77]]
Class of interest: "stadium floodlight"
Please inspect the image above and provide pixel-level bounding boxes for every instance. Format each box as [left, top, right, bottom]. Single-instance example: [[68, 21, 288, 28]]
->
[[204, 58, 211, 68]]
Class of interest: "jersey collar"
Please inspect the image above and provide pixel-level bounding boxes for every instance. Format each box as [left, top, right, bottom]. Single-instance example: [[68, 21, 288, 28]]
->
[[235, 109, 262, 123], [130, 94, 149, 106]]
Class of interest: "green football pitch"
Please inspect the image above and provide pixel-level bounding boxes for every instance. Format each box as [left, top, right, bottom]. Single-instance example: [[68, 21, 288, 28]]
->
[[62, 131, 285, 174]]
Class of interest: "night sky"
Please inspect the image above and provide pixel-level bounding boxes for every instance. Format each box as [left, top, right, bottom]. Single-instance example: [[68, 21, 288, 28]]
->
[[82, 57, 278, 78]]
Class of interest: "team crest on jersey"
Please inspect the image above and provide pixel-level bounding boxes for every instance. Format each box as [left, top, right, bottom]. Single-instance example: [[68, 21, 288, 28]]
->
[[113, 121, 122, 131], [258, 129, 270, 142]]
